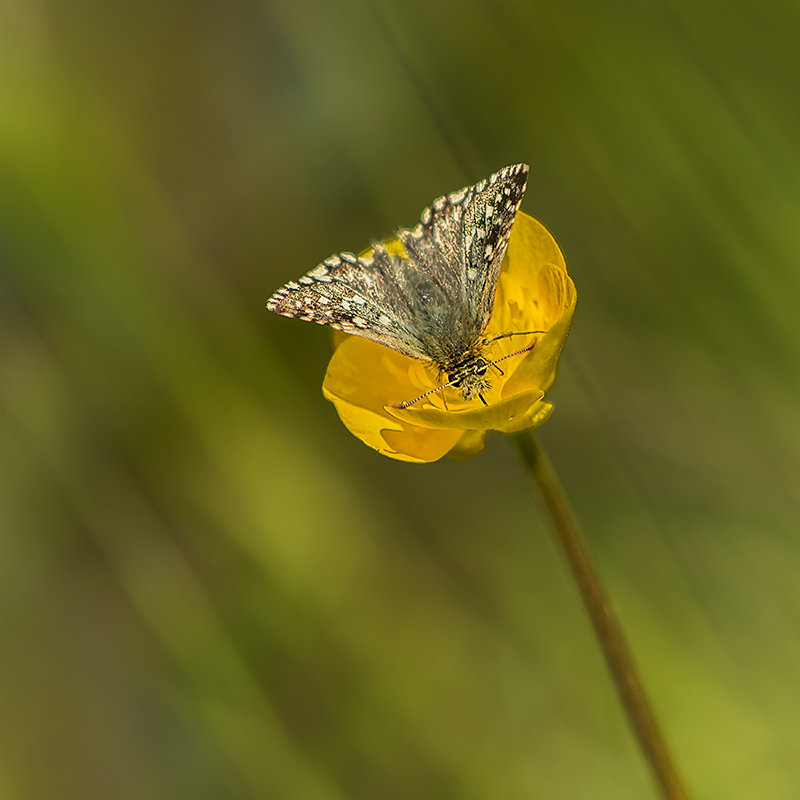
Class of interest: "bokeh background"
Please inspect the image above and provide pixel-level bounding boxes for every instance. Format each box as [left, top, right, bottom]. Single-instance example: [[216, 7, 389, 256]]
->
[[2, 1, 799, 798]]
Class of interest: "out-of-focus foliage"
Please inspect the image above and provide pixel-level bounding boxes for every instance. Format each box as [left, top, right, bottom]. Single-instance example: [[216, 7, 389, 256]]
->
[[1, 1, 798, 798]]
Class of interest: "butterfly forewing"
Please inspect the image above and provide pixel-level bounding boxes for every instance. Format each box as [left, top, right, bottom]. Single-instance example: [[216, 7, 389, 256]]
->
[[266, 248, 434, 361], [459, 164, 529, 332]]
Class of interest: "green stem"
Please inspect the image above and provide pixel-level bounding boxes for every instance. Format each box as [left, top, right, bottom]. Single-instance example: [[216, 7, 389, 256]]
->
[[512, 430, 690, 800]]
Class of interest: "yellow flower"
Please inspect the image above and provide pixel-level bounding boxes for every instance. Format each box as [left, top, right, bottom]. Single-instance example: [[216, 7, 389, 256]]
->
[[322, 211, 576, 463]]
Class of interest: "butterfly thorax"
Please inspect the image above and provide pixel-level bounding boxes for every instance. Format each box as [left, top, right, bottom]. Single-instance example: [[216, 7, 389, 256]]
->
[[443, 348, 492, 401]]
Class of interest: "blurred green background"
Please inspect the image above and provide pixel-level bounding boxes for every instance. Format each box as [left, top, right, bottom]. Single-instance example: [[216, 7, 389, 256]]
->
[[1, 0, 799, 798]]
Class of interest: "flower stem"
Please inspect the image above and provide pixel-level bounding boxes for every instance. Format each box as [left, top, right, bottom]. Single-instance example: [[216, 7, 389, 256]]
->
[[512, 430, 690, 800]]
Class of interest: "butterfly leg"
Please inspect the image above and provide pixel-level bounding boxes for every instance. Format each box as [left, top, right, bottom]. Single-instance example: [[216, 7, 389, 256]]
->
[[483, 329, 547, 345]]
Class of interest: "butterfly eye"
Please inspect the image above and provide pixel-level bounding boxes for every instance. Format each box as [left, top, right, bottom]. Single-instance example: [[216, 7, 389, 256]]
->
[[474, 357, 488, 376]]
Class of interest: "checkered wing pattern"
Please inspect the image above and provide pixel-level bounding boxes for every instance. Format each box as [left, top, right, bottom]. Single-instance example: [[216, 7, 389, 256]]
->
[[266, 247, 436, 362]]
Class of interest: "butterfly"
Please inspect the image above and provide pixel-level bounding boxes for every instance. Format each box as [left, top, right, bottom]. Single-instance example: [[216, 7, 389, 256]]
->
[[267, 163, 539, 408]]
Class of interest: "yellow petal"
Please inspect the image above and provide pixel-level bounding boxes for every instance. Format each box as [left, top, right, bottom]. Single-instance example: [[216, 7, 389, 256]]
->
[[389, 389, 546, 432], [446, 430, 488, 461], [503, 265, 576, 398], [322, 336, 463, 462]]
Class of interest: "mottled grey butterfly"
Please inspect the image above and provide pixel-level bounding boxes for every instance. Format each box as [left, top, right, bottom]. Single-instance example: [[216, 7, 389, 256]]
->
[[267, 163, 541, 408]]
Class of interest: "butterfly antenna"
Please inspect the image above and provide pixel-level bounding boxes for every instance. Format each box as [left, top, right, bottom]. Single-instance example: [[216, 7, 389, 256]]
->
[[391, 377, 461, 410], [484, 329, 547, 345], [487, 337, 539, 369]]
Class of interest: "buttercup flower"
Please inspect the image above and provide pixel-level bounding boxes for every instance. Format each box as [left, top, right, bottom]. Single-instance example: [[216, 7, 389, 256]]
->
[[322, 211, 576, 462]]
